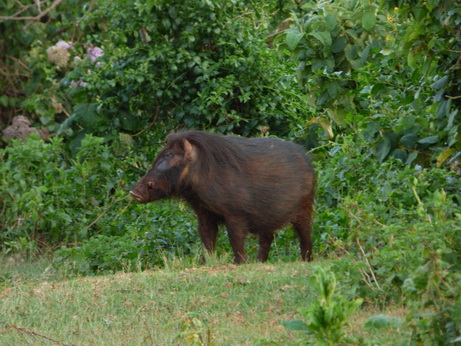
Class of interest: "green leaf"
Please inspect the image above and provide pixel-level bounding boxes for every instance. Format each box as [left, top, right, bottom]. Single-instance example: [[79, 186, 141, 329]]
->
[[286, 29, 304, 50], [431, 75, 448, 90], [401, 134, 419, 149], [391, 149, 408, 162], [74, 103, 100, 130], [407, 23, 423, 41], [437, 148, 456, 167], [365, 315, 403, 329], [362, 12, 376, 31], [436, 99, 451, 124], [345, 44, 358, 62], [407, 51, 416, 68], [362, 122, 380, 142], [282, 319, 308, 331], [120, 112, 140, 131], [312, 59, 334, 73], [326, 107, 346, 126], [418, 136, 439, 145], [407, 151, 419, 165], [331, 36, 347, 53], [162, 18, 171, 28], [309, 31, 332, 48], [374, 136, 391, 162], [425, 0, 440, 11], [448, 125, 459, 147], [0, 95, 8, 107], [447, 110, 458, 130], [326, 80, 342, 98], [58, 212, 73, 224], [57, 113, 79, 135], [360, 44, 372, 65], [325, 14, 337, 30]]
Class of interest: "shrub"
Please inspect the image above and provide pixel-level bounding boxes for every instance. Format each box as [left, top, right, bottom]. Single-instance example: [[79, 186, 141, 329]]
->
[[0, 135, 127, 248], [59, 0, 309, 143], [54, 199, 200, 275]]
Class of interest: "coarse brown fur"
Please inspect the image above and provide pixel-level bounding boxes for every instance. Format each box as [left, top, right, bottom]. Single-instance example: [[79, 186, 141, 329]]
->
[[130, 131, 315, 264]]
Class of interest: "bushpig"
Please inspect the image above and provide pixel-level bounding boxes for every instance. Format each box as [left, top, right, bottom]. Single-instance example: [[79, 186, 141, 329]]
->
[[130, 131, 315, 264]]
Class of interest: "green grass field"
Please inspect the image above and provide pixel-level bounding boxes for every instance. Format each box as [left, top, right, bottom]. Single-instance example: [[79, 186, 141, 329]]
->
[[0, 256, 408, 345]]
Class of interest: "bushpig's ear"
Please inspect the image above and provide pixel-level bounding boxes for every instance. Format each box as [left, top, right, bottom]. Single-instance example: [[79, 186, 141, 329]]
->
[[183, 139, 197, 162]]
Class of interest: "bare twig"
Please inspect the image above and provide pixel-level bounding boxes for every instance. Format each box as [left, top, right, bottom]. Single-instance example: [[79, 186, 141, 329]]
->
[[140, 314, 155, 344], [0, 0, 63, 28], [2, 0, 34, 19], [0, 15, 36, 20], [0, 0, 65, 28], [131, 100, 160, 137], [35, 0, 42, 13], [351, 258, 374, 289], [356, 238, 382, 290], [13, 0, 28, 9], [4, 324, 70, 345], [342, 205, 383, 290], [24, 0, 65, 29], [222, 11, 254, 29], [373, 219, 386, 227], [6, 55, 32, 71], [86, 194, 132, 233]]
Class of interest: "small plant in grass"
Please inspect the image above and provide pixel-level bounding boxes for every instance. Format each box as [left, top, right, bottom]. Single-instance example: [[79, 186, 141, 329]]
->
[[283, 266, 363, 345], [403, 245, 461, 345], [175, 313, 215, 346]]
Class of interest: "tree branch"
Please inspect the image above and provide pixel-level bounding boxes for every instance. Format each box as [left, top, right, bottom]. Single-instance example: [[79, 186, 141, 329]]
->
[[24, 0, 65, 29], [0, 0, 65, 30]]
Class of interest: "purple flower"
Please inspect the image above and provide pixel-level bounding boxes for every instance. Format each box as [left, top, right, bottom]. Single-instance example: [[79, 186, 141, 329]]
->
[[55, 40, 73, 50], [87, 47, 104, 63]]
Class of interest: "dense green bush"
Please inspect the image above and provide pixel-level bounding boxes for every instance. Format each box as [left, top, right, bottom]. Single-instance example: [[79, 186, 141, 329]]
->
[[279, 0, 460, 165], [1, 0, 307, 148], [0, 135, 126, 249], [314, 139, 461, 342], [61, 0, 309, 141], [54, 200, 201, 275]]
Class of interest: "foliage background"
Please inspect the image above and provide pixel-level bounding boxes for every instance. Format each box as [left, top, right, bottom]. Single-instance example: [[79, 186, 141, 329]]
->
[[1, 0, 460, 343]]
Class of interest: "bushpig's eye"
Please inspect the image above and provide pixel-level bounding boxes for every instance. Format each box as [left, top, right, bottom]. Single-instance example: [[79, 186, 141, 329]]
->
[[147, 182, 154, 189]]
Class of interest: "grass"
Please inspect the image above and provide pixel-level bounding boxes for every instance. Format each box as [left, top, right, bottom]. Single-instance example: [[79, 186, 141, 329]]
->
[[0, 255, 409, 345]]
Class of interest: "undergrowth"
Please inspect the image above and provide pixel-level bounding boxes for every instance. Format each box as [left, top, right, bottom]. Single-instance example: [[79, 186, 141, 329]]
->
[[1, 133, 460, 344]]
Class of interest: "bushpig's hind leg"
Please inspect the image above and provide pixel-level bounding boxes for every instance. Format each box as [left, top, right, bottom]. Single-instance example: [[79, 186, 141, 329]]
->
[[292, 199, 314, 261]]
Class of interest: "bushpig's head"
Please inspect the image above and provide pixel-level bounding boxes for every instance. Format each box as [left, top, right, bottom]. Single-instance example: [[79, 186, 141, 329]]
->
[[130, 137, 197, 203]]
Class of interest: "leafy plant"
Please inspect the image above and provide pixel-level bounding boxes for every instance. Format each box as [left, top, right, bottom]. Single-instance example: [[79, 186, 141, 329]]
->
[[0, 134, 129, 248], [54, 0, 310, 145], [401, 218, 461, 345], [175, 313, 214, 346], [54, 200, 200, 275], [278, 0, 460, 165], [283, 266, 363, 345]]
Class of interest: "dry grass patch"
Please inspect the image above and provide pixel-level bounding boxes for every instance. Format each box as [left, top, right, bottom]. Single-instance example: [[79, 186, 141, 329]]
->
[[1, 259, 409, 345]]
